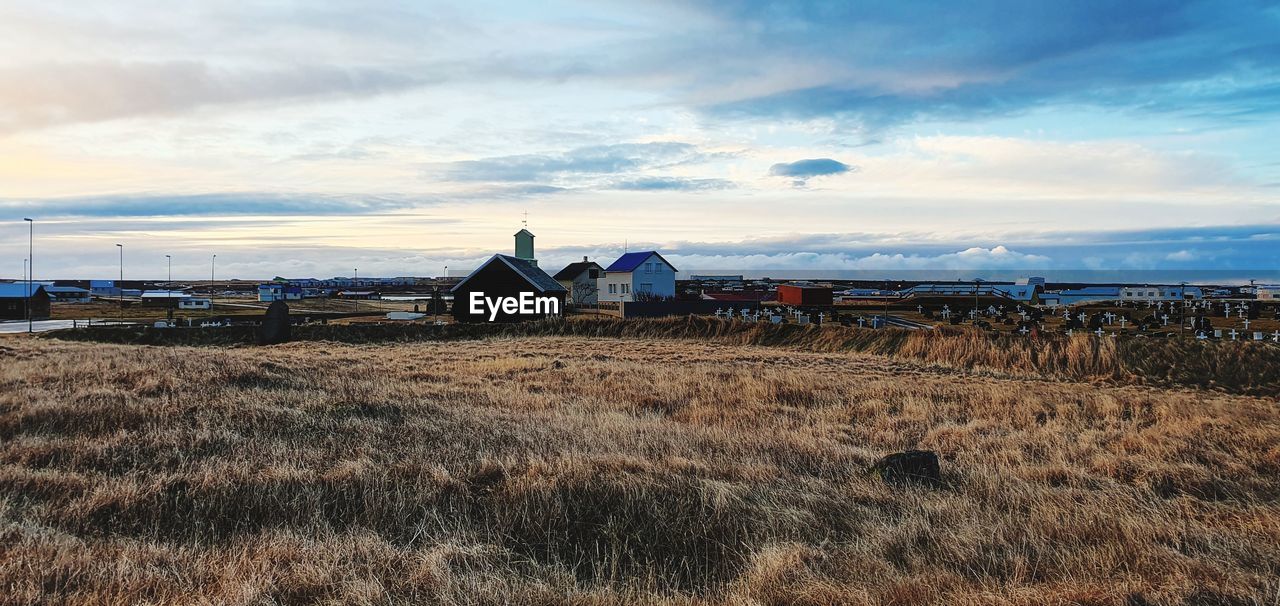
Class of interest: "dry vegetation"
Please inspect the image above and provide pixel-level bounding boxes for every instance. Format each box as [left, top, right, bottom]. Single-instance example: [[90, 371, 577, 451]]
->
[[2, 332, 1279, 605]]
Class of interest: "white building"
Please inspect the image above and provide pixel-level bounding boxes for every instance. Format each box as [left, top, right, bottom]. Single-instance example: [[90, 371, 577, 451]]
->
[[598, 251, 677, 303], [179, 297, 211, 310], [1119, 285, 1202, 302], [1256, 285, 1280, 300]]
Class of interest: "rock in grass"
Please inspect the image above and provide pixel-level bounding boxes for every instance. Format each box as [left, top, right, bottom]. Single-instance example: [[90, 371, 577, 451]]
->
[[258, 300, 291, 345], [871, 450, 941, 486]]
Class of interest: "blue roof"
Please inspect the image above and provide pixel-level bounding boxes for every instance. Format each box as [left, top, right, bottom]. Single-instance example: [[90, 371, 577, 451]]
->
[[604, 251, 677, 272], [0, 283, 44, 298]]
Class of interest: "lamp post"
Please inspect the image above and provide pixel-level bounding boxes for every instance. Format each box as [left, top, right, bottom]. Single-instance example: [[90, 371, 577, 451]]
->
[[973, 278, 984, 325], [210, 254, 216, 301], [116, 244, 124, 323], [1179, 281, 1188, 338], [165, 254, 172, 287], [353, 268, 359, 311], [23, 218, 32, 333]]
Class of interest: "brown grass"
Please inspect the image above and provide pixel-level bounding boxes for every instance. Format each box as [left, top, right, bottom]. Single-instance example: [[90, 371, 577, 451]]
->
[[1, 335, 1279, 605], [49, 315, 1280, 397]]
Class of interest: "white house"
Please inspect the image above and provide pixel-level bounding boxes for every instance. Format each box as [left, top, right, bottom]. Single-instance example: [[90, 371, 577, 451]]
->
[[598, 251, 677, 303]]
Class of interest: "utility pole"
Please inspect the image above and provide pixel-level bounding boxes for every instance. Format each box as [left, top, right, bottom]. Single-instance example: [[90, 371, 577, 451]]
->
[[166, 254, 172, 286], [24, 218, 33, 333], [116, 244, 124, 324], [1180, 281, 1188, 338], [210, 254, 216, 314], [973, 278, 984, 326], [22, 257, 28, 330]]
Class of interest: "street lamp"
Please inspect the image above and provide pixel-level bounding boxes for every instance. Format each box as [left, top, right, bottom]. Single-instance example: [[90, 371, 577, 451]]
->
[[210, 254, 216, 299], [23, 218, 32, 333], [1179, 281, 1188, 338], [165, 254, 172, 287], [972, 278, 985, 325], [116, 244, 124, 323]]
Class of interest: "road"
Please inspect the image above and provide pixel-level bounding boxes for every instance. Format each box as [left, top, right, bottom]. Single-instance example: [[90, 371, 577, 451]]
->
[[0, 319, 133, 334]]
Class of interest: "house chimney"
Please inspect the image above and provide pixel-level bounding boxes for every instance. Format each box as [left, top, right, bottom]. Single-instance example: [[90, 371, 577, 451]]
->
[[583, 256, 588, 262]]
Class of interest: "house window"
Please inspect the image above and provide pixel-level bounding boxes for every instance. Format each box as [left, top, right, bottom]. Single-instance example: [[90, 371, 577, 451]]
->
[[622, 284, 630, 294], [608, 284, 617, 294]]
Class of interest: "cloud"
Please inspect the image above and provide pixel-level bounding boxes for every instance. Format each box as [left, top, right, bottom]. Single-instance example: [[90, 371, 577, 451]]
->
[[0, 193, 426, 218], [687, 1, 1280, 128], [442, 142, 712, 183], [768, 158, 853, 185], [609, 177, 734, 191], [0, 61, 429, 132]]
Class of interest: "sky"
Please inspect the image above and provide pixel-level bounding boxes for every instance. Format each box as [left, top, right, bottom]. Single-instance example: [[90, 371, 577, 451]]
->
[[1, 0, 1279, 280]]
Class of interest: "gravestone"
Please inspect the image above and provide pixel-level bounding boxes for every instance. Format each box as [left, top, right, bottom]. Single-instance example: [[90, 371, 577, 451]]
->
[[870, 450, 941, 487], [258, 300, 291, 345]]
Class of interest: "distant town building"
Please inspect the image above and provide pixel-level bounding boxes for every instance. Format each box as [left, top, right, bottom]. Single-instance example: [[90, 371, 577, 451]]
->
[[777, 283, 834, 307], [598, 251, 677, 303], [140, 291, 192, 308], [1119, 285, 1202, 302], [179, 297, 212, 310], [0, 283, 50, 320], [1040, 286, 1121, 306], [1256, 285, 1280, 300], [45, 286, 91, 303], [553, 257, 604, 306], [258, 284, 302, 302]]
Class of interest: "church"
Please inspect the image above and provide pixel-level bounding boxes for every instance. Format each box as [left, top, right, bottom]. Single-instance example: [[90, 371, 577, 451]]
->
[[449, 227, 568, 323]]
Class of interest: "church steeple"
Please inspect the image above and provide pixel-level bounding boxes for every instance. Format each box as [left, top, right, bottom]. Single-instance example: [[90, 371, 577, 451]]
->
[[514, 221, 535, 266]]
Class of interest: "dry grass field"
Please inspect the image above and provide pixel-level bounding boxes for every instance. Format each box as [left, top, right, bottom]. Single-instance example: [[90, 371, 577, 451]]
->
[[2, 330, 1279, 604]]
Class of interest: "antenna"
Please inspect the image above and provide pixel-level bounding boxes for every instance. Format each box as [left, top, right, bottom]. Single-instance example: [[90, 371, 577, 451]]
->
[[522, 210, 528, 228]]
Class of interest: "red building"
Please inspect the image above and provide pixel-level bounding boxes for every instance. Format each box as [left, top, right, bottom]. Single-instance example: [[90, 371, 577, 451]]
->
[[777, 283, 833, 307]]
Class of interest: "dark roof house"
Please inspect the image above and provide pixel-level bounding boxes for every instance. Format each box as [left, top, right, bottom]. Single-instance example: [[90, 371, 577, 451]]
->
[[451, 254, 567, 322]]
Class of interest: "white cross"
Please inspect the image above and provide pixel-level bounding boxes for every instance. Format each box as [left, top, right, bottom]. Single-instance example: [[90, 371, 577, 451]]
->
[[1196, 331, 1207, 340], [1272, 330, 1280, 342], [1161, 314, 1169, 326], [917, 305, 923, 314], [856, 317, 866, 327], [1094, 327, 1105, 338], [1243, 318, 1251, 330], [1077, 313, 1087, 323], [1118, 317, 1128, 329], [940, 309, 951, 320], [1018, 326, 1029, 336], [1228, 328, 1238, 340], [1104, 311, 1115, 324], [1067, 329, 1074, 336]]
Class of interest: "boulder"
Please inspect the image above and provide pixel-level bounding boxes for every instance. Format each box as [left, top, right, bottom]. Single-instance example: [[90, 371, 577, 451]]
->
[[870, 450, 941, 486], [258, 300, 291, 345]]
